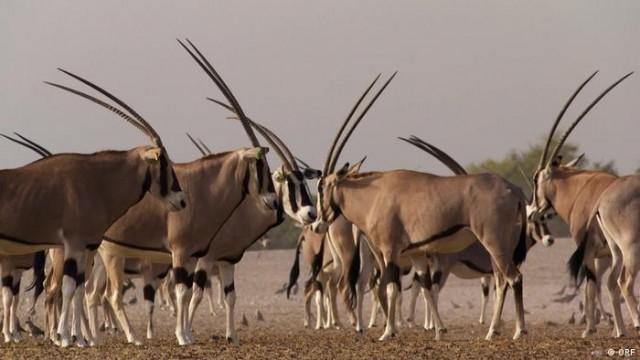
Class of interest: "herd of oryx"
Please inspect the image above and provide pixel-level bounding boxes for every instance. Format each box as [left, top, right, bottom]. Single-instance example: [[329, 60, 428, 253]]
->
[[0, 38, 638, 350]]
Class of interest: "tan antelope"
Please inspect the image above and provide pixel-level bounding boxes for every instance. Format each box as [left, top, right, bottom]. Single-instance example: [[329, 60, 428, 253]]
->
[[528, 71, 633, 338], [183, 121, 320, 344], [79, 39, 316, 346], [398, 136, 555, 329], [0, 69, 186, 347], [311, 73, 530, 341], [0, 134, 50, 343]]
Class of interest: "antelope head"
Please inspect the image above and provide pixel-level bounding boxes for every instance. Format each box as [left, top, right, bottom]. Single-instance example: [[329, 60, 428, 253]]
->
[[205, 99, 322, 225], [179, 39, 279, 210], [45, 68, 187, 211], [529, 71, 633, 221], [312, 72, 397, 234]]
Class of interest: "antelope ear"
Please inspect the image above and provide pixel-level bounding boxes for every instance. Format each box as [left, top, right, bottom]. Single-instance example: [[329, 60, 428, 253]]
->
[[141, 147, 162, 162], [241, 146, 269, 161], [550, 155, 563, 167], [347, 156, 367, 175], [273, 168, 286, 183], [565, 153, 585, 168], [336, 162, 350, 177], [303, 168, 322, 179]]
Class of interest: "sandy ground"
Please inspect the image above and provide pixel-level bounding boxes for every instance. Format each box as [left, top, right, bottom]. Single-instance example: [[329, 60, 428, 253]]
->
[[3, 238, 640, 359]]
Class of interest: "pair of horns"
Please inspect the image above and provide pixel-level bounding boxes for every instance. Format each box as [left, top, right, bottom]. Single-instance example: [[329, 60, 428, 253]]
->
[[323, 72, 397, 175], [538, 71, 633, 170], [399, 135, 467, 175], [178, 39, 263, 151], [1, 132, 52, 158], [207, 98, 300, 172], [185, 133, 212, 157], [45, 69, 163, 147]]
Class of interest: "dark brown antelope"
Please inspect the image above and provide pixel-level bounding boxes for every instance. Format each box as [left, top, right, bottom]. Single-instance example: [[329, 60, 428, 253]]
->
[[528, 71, 633, 338]]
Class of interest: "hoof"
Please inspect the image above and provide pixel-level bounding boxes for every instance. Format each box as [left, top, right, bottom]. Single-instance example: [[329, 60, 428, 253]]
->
[[581, 328, 596, 338]]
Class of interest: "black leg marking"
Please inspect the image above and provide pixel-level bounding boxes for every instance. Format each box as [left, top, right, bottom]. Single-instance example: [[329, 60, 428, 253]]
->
[[432, 270, 442, 287], [223, 282, 235, 296], [385, 262, 401, 287], [63, 259, 78, 283], [11, 279, 20, 295], [75, 272, 85, 286], [143, 285, 156, 303], [194, 270, 207, 290], [173, 267, 190, 287], [418, 272, 432, 291], [1, 275, 12, 288], [482, 283, 490, 297]]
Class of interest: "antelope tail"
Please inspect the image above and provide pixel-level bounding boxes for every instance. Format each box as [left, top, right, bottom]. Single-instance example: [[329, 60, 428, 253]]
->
[[26, 250, 46, 301], [568, 230, 593, 288], [310, 236, 325, 284], [513, 201, 528, 266], [345, 235, 361, 310], [286, 241, 302, 299]]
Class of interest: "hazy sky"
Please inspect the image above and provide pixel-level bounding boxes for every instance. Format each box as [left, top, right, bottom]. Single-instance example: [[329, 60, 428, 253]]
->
[[2, 1, 639, 174]]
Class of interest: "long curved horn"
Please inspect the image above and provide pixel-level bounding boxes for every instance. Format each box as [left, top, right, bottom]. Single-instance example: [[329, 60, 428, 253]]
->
[[186, 133, 208, 156], [329, 72, 397, 173], [44, 81, 154, 143], [294, 156, 312, 169], [13, 132, 52, 156], [50, 68, 162, 146], [178, 39, 261, 148], [323, 74, 381, 175], [398, 136, 467, 175], [0, 133, 49, 158], [197, 138, 212, 154], [517, 165, 533, 192], [207, 98, 295, 171], [548, 71, 633, 164], [537, 71, 599, 170], [407, 135, 467, 175]]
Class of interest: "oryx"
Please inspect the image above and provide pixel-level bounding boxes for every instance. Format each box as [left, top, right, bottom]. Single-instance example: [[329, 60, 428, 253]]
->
[[528, 71, 633, 338], [183, 119, 320, 343], [311, 73, 529, 341], [0, 69, 186, 347], [398, 136, 554, 330]]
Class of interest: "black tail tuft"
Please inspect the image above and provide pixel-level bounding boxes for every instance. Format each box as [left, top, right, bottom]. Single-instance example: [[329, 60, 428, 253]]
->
[[513, 202, 528, 266], [286, 241, 302, 299], [568, 233, 589, 288], [310, 237, 325, 282], [26, 251, 46, 301], [345, 237, 361, 310]]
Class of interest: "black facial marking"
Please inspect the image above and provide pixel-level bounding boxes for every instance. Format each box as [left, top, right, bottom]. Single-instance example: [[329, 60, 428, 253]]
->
[[287, 178, 299, 213], [159, 153, 169, 196], [1, 275, 13, 288], [173, 267, 192, 287], [223, 282, 235, 295], [194, 270, 207, 289], [140, 168, 152, 200], [143, 284, 156, 302], [255, 158, 264, 192], [482, 283, 490, 297], [170, 169, 181, 192]]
